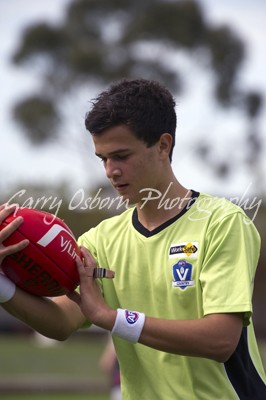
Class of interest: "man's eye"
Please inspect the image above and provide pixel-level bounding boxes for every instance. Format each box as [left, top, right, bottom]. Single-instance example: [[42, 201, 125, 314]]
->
[[115, 154, 129, 160], [99, 154, 129, 163]]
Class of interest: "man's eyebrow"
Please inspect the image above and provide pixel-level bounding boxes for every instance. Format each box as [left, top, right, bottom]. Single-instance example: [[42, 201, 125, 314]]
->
[[95, 149, 130, 158]]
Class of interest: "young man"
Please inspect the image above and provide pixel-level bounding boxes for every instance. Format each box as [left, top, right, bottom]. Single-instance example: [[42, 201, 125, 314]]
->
[[0, 79, 266, 399]]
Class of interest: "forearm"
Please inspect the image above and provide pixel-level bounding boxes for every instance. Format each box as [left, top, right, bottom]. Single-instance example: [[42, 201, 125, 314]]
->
[[75, 249, 243, 362], [69, 272, 243, 363], [138, 313, 243, 362], [2, 287, 86, 340], [102, 309, 243, 363]]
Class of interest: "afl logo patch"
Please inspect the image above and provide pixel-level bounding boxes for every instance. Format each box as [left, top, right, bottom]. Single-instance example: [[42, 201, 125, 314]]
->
[[125, 310, 139, 324]]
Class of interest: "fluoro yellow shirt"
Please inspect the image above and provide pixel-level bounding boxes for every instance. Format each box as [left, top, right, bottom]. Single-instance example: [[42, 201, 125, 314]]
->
[[78, 191, 266, 400]]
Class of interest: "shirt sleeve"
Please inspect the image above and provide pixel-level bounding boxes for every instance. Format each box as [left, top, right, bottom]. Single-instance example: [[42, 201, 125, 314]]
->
[[200, 211, 261, 326], [78, 227, 99, 262], [78, 228, 104, 293]]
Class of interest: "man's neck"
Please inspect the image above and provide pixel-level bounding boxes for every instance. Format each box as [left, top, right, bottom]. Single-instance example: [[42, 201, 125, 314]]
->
[[136, 181, 192, 232]]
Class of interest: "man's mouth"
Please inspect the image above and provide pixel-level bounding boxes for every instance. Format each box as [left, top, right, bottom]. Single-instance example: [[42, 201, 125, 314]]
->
[[114, 183, 129, 192]]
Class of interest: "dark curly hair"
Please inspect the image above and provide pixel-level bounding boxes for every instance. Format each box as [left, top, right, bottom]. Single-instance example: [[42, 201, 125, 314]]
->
[[85, 79, 177, 161]]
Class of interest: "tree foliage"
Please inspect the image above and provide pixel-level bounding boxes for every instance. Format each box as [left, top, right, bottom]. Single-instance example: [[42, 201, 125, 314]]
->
[[13, 95, 59, 144], [11, 0, 263, 178]]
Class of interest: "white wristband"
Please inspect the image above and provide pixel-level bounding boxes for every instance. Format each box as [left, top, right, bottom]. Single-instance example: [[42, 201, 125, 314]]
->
[[111, 308, 145, 343], [0, 272, 16, 303]]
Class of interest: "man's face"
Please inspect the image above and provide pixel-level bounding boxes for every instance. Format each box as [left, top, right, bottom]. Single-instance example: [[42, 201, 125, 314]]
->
[[93, 125, 163, 205]]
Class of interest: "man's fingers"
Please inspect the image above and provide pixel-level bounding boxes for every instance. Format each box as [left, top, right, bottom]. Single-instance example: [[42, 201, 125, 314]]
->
[[1, 240, 29, 258], [0, 204, 18, 223], [76, 254, 115, 279], [76, 255, 94, 277], [80, 246, 97, 268], [0, 216, 24, 242]]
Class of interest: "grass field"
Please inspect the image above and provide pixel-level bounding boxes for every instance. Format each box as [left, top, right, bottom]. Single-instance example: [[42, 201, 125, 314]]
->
[[0, 333, 105, 378], [0, 332, 265, 399], [0, 332, 110, 399], [0, 396, 107, 400]]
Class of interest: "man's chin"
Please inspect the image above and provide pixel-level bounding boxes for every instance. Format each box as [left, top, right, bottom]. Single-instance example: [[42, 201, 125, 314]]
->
[[117, 193, 138, 207]]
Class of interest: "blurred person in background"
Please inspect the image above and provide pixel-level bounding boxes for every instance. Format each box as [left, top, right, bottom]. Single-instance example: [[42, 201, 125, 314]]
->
[[100, 337, 121, 400]]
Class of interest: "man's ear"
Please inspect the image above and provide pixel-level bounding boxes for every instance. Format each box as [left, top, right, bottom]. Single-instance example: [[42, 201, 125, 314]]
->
[[158, 133, 173, 158]]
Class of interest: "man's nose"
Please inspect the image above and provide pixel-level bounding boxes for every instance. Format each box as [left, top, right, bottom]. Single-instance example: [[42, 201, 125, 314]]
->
[[105, 159, 122, 179]]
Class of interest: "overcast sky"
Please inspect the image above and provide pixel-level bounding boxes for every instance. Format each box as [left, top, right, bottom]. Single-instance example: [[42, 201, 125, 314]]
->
[[0, 0, 265, 199]]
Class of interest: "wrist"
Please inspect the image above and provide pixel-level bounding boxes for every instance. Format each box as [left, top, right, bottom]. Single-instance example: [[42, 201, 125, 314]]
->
[[93, 307, 117, 331], [0, 272, 16, 303], [111, 308, 146, 343]]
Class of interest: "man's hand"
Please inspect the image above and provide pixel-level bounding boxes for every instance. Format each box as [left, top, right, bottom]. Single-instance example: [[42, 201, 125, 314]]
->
[[73, 246, 116, 331], [0, 204, 29, 266]]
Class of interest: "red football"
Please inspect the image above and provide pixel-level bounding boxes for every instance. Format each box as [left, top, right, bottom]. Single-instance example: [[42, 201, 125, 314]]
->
[[0, 207, 80, 297]]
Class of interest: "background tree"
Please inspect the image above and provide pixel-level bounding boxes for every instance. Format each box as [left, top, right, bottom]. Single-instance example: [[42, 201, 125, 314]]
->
[[3, 0, 266, 338], [11, 0, 264, 181]]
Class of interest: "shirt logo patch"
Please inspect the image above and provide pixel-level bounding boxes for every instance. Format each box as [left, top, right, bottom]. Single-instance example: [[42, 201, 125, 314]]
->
[[169, 242, 198, 259], [172, 260, 194, 290]]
